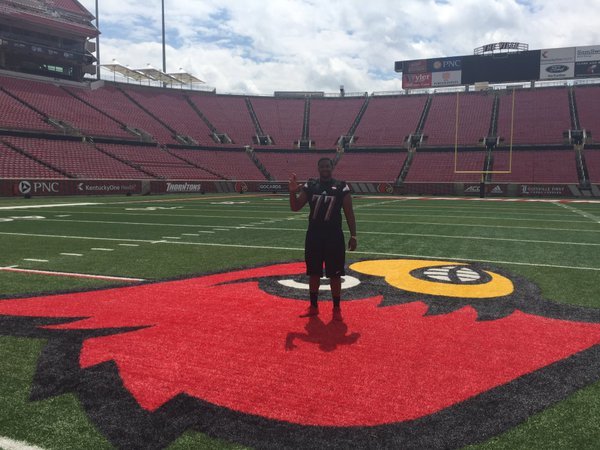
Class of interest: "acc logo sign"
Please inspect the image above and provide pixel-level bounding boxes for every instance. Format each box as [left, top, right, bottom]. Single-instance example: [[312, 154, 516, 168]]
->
[[1, 259, 600, 449]]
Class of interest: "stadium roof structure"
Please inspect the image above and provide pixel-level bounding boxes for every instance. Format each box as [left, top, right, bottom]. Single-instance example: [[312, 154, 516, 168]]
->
[[101, 61, 150, 82], [101, 62, 207, 88], [0, 0, 98, 37], [136, 65, 183, 85], [168, 70, 205, 85]]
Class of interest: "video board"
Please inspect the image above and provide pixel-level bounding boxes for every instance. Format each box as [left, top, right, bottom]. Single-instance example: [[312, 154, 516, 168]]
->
[[395, 44, 600, 89]]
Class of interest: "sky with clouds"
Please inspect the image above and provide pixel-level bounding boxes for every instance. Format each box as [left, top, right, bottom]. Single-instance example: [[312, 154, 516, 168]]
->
[[78, 0, 600, 94]]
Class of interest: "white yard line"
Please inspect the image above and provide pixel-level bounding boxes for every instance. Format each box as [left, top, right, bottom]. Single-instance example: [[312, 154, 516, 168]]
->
[[555, 202, 600, 223], [203, 225, 600, 247], [22, 258, 48, 263], [354, 218, 600, 233], [118, 243, 139, 247], [2, 220, 600, 246], [356, 195, 600, 204], [0, 267, 144, 282], [36, 208, 590, 224], [160, 241, 600, 272], [0, 436, 47, 450], [35, 217, 600, 237], [91, 248, 114, 251], [60, 253, 83, 257], [355, 199, 408, 209], [0, 203, 98, 210], [2, 232, 599, 271]]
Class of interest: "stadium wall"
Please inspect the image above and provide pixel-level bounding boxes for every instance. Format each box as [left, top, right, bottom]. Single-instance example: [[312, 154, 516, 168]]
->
[[0, 179, 593, 198]]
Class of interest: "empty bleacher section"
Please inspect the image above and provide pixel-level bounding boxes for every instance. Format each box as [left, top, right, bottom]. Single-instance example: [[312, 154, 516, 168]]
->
[[256, 152, 335, 181], [0, 76, 131, 138], [353, 95, 427, 147], [96, 144, 217, 179], [119, 87, 215, 145], [51, 0, 92, 15], [250, 97, 305, 148], [496, 88, 571, 145], [187, 95, 257, 145], [171, 149, 266, 180], [574, 86, 600, 138], [491, 150, 578, 183], [0, 141, 63, 178], [580, 149, 600, 183], [3, 137, 151, 179], [334, 152, 407, 181], [0, 71, 599, 193], [404, 151, 486, 182], [308, 98, 365, 148], [0, 86, 55, 132], [422, 92, 493, 146], [64, 85, 175, 143]]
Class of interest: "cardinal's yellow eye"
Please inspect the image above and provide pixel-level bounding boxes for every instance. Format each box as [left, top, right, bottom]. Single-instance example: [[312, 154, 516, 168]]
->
[[350, 259, 514, 299]]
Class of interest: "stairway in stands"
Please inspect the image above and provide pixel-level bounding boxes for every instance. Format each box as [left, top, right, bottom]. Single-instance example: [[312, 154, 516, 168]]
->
[[245, 98, 272, 145], [184, 95, 232, 144], [339, 95, 370, 148], [396, 95, 433, 183], [245, 147, 272, 180]]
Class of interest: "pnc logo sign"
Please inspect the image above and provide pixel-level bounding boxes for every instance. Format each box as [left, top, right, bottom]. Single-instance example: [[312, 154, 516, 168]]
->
[[18, 180, 59, 194]]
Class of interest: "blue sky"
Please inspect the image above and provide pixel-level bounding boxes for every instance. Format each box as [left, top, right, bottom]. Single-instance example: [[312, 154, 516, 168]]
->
[[79, 0, 600, 94]]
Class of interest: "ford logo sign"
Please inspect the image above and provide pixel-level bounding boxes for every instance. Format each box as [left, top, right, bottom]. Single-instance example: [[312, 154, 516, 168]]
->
[[546, 65, 569, 73]]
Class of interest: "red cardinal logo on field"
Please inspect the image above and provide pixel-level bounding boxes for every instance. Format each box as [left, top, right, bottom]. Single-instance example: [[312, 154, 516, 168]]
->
[[1, 259, 600, 449]]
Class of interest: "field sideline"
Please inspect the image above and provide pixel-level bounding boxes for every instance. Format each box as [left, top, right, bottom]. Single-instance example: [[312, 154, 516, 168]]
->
[[1, 193, 600, 449]]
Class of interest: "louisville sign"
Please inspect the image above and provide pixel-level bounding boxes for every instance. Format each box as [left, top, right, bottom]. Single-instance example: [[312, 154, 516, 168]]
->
[[1, 259, 600, 449]]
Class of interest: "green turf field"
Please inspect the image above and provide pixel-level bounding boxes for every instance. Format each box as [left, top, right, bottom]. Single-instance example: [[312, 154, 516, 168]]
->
[[1, 193, 600, 449]]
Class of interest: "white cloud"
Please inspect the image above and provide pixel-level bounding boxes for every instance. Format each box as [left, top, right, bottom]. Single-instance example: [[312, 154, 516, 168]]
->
[[80, 0, 600, 94]]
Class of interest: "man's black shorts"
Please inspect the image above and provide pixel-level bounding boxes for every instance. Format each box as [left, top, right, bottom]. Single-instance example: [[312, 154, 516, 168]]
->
[[305, 228, 345, 278]]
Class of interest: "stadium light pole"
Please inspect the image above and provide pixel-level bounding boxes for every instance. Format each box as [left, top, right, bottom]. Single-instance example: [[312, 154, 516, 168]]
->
[[95, 0, 100, 80], [161, 0, 166, 73]]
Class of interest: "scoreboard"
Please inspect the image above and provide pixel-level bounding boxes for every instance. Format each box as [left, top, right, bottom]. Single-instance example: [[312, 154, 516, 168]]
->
[[395, 44, 600, 89]]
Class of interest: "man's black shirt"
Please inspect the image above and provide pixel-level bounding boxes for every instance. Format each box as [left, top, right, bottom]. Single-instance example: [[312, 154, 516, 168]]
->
[[302, 178, 350, 232]]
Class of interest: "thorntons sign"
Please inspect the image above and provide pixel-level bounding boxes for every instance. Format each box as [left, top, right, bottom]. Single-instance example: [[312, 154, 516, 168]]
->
[[166, 182, 203, 193]]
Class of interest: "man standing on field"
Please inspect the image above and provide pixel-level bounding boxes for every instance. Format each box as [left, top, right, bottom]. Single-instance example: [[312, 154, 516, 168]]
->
[[289, 157, 357, 321]]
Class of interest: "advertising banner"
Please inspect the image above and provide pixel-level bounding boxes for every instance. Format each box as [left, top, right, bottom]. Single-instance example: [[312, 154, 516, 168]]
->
[[575, 45, 600, 78], [540, 47, 575, 64], [575, 61, 600, 78], [463, 184, 506, 196], [257, 182, 287, 192], [0, 180, 142, 197], [402, 72, 432, 89], [74, 181, 140, 195], [518, 185, 570, 196], [540, 63, 574, 79], [539, 47, 575, 80], [404, 59, 428, 74], [575, 45, 600, 61], [428, 56, 462, 72], [432, 70, 462, 87]]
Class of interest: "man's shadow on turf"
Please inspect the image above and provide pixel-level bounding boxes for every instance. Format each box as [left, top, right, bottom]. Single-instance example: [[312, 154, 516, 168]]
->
[[285, 316, 360, 352]]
